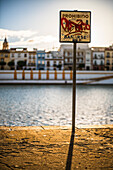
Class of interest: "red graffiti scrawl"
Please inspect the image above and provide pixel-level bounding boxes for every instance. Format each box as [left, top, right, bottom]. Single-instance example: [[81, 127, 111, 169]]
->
[[61, 17, 90, 36]]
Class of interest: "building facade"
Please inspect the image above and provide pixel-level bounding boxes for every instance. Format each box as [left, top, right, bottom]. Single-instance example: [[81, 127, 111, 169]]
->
[[3, 37, 9, 50], [92, 50, 105, 70], [1, 37, 113, 71], [45, 51, 63, 70], [10, 48, 28, 70], [36, 50, 45, 70], [0, 50, 10, 70], [105, 47, 113, 70], [0, 38, 10, 70], [27, 50, 37, 70], [85, 48, 92, 70], [76, 48, 86, 70]]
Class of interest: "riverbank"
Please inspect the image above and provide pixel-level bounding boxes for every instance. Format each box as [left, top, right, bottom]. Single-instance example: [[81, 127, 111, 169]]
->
[[0, 125, 113, 169], [0, 70, 113, 85], [0, 79, 113, 85]]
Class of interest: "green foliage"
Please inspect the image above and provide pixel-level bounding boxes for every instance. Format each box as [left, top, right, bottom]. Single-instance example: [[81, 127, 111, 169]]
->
[[79, 63, 85, 68], [0, 61, 6, 66], [17, 60, 26, 67], [8, 60, 14, 67]]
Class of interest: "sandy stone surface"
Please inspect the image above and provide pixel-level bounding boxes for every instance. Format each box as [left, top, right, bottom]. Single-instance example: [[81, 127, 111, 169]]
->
[[0, 125, 113, 170]]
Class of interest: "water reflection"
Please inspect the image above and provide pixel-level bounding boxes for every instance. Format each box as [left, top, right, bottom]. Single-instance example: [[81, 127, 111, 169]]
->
[[0, 85, 113, 126]]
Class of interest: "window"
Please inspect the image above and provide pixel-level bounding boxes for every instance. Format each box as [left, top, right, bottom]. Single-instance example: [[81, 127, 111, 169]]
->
[[24, 54, 27, 57], [94, 61, 97, 65], [53, 61, 56, 67], [107, 52, 110, 58], [5, 54, 8, 58], [65, 52, 68, 57], [42, 61, 44, 64], [38, 54, 41, 57], [1, 58, 4, 62], [94, 54, 97, 59], [47, 61, 50, 67], [12, 54, 14, 58], [106, 60, 110, 65], [100, 61, 103, 65], [65, 59, 68, 62], [68, 52, 70, 56], [18, 53, 21, 57], [100, 54, 104, 59], [38, 61, 40, 64]]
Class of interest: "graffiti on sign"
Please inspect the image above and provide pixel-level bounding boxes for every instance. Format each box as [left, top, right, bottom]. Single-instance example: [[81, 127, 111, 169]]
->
[[60, 11, 91, 43]]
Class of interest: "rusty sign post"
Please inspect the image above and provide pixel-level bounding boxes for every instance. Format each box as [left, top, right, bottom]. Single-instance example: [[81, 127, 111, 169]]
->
[[72, 42, 76, 133], [60, 10, 91, 133]]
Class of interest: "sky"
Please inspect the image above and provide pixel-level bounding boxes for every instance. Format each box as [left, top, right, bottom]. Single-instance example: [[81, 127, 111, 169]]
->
[[0, 0, 113, 51]]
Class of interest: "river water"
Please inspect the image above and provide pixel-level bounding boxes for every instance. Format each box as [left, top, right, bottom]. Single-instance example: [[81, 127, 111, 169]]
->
[[0, 85, 113, 126]]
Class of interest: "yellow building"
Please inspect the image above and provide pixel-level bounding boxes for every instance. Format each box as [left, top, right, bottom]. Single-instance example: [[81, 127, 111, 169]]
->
[[0, 38, 10, 70], [105, 47, 113, 70]]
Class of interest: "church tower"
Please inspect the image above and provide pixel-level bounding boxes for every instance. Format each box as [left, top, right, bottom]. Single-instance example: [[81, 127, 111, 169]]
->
[[3, 37, 9, 50]]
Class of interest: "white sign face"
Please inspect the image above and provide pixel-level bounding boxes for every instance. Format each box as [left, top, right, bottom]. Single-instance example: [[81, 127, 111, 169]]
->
[[60, 11, 91, 43]]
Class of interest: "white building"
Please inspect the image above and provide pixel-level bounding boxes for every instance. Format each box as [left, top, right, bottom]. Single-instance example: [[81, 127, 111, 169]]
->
[[10, 48, 37, 70], [59, 43, 91, 70], [45, 51, 64, 70], [10, 48, 28, 70], [92, 49, 105, 70], [85, 48, 92, 70]]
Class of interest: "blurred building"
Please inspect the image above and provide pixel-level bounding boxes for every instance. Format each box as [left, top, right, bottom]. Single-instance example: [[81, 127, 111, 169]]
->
[[10, 48, 28, 70], [10, 48, 36, 70], [91, 47, 105, 70], [36, 50, 45, 70], [85, 48, 92, 70], [3, 37, 9, 50], [104, 45, 113, 70], [27, 49, 37, 70], [0, 37, 10, 70], [1, 37, 113, 71], [59, 43, 92, 70], [45, 51, 63, 70]]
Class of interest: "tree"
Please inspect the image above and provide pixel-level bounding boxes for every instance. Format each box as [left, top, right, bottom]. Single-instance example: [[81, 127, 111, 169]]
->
[[17, 60, 26, 70], [0, 61, 6, 70], [78, 63, 85, 70], [8, 60, 15, 70]]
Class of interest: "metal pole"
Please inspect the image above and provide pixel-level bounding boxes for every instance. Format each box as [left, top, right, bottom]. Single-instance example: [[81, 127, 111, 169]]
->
[[72, 42, 76, 133]]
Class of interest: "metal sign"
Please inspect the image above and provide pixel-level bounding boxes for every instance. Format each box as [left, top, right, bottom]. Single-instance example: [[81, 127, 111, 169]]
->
[[60, 10, 91, 43]]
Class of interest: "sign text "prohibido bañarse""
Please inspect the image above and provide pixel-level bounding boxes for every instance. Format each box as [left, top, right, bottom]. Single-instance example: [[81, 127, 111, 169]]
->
[[60, 10, 91, 43]]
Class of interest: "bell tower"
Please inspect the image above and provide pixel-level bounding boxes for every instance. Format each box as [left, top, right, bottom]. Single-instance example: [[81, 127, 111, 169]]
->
[[3, 37, 9, 50]]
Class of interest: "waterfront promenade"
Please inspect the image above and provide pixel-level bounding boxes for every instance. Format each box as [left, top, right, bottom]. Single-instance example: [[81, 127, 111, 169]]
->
[[0, 70, 113, 85], [0, 125, 113, 169]]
